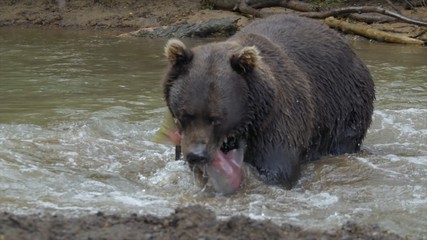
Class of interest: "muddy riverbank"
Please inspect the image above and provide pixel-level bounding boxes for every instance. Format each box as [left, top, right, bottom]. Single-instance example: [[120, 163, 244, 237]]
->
[[1, 205, 405, 240], [1, 0, 426, 41], [0, 0, 205, 30]]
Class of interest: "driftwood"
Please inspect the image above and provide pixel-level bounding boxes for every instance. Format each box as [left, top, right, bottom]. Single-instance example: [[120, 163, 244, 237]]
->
[[325, 17, 425, 45], [207, 0, 427, 27], [202, 0, 262, 16], [347, 13, 396, 24], [203, 0, 314, 17], [120, 18, 239, 38], [247, 0, 314, 12], [204, 0, 427, 44], [300, 6, 427, 27]]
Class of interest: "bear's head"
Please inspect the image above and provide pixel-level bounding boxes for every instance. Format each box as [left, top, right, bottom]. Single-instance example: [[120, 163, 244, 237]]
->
[[162, 39, 265, 176]]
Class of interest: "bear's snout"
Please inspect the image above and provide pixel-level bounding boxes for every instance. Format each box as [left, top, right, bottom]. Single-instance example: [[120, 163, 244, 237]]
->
[[186, 143, 209, 164]]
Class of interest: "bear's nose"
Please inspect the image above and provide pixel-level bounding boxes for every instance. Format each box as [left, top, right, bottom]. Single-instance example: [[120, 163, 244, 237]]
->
[[186, 143, 208, 164]]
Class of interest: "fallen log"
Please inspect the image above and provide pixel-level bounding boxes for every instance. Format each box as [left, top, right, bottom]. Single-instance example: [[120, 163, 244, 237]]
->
[[206, 1, 427, 27], [301, 6, 427, 27], [325, 17, 426, 45], [119, 18, 239, 38], [347, 13, 396, 24], [248, 0, 314, 12], [202, 0, 261, 16], [203, 0, 314, 17]]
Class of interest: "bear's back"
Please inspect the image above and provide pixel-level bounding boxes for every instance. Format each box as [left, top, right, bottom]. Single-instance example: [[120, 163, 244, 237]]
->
[[235, 15, 375, 159]]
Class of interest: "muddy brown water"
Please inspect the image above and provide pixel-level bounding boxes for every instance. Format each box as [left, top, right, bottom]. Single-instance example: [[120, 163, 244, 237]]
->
[[0, 28, 426, 238]]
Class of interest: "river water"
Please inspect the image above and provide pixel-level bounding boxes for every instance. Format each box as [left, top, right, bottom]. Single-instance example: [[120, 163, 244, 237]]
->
[[0, 28, 426, 238]]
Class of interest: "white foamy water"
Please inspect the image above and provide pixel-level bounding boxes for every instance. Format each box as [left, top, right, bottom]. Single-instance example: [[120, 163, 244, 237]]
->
[[0, 29, 426, 238]]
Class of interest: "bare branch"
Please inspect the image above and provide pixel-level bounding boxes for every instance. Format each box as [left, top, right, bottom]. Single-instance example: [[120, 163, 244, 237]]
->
[[300, 6, 427, 27], [325, 17, 426, 45]]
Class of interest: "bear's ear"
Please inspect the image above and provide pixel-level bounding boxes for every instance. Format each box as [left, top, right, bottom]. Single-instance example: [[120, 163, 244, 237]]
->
[[230, 46, 261, 74], [165, 39, 193, 66]]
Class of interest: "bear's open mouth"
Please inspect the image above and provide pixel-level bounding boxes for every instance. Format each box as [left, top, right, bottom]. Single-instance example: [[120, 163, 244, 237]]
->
[[201, 137, 246, 195]]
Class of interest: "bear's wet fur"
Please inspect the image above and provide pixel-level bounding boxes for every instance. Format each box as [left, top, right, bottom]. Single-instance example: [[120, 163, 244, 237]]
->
[[162, 15, 375, 189]]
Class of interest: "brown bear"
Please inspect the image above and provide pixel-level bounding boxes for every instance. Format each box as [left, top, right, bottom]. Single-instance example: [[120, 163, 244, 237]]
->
[[161, 15, 375, 192]]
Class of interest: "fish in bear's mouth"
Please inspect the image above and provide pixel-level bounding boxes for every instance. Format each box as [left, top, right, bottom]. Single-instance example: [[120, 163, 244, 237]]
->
[[200, 136, 246, 195], [151, 112, 246, 194]]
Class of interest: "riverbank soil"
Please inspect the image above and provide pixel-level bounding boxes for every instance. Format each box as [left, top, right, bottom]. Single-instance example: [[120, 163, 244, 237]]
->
[[1, 0, 426, 40], [0, 205, 404, 240], [0, 0, 203, 30], [0, 1, 424, 239]]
